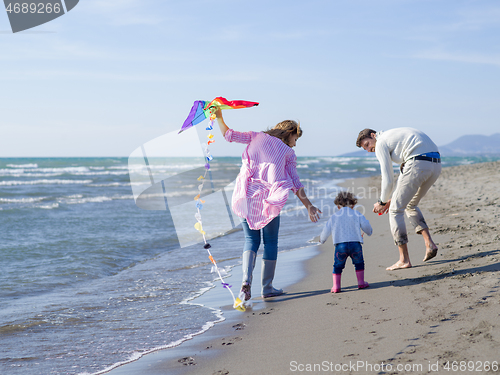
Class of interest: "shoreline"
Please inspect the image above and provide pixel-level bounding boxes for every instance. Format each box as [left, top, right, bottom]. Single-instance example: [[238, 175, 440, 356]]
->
[[106, 161, 500, 375], [105, 243, 321, 375]]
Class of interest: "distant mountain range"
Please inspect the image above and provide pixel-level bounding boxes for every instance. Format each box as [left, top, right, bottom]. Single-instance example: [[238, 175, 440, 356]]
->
[[339, 133, 500, 157], [438, 133, 500, 156]]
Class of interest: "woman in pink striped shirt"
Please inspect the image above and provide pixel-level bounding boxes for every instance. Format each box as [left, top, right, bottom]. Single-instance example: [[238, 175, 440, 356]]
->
[[213, 108, 321, 301]]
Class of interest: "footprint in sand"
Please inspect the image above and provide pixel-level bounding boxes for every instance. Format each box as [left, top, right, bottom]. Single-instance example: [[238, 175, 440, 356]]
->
[[232, 323, 245, 331], [259, 308, 274, 315], [178, 356, 196, 365], [221, 337, 242, 346], [344, 353, 359, 358], [251, 308, 275, 316], [462, 320, 493, 342]]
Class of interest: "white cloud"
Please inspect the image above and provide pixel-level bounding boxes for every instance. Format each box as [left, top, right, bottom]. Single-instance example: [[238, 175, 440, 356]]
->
[[0, 36, 201, 63], [411, 4, 500, 35], [454, 6, 500, 31], [82, 0, 164, 26], [86, 0, 140, 11], [0, 38, 111, 61], [0, 68, 261, 82], [413, 49, 500, 67], [268, 29, 330, 41]]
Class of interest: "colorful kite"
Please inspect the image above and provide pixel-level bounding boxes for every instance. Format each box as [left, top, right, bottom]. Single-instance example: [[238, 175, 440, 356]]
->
[[181, 99, 258, 312], [178, 97, 259, 134]]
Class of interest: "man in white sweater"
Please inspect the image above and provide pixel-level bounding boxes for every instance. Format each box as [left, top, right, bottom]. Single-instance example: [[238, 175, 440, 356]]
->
[[356, 128, 442, 270]]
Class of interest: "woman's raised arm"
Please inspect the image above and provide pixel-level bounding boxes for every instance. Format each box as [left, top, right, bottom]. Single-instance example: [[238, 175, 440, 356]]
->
[[211, 107, 229, 137]]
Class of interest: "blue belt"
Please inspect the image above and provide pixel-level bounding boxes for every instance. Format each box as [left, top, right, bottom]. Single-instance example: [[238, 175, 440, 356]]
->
[[412, 152, 441, 163]]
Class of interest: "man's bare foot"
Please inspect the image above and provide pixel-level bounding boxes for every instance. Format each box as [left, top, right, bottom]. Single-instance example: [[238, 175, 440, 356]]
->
[[423, 247, 438, 262], [386, 261, 412, 271]]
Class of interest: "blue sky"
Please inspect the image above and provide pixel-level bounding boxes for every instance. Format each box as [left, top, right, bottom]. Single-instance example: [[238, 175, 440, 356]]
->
[[1, 0, 499, 157]]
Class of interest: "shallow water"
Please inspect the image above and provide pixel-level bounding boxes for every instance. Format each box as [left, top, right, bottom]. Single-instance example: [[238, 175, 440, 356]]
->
[[0, 155, 495, 374]]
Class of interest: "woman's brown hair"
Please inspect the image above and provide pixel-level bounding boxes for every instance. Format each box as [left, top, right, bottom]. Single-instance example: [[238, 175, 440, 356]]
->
[[264, 120, 302, 147]]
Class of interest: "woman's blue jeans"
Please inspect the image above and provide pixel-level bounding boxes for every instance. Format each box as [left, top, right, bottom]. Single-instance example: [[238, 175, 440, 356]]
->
[[333, 241, 365, 274], [241, 216, 280, 261]]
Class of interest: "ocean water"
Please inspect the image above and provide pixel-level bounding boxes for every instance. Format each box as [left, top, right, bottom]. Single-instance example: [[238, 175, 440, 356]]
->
[[0, 155, 497, 375]]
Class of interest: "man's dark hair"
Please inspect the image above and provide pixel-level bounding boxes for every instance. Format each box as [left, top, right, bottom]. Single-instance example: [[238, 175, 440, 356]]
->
[[356, 128, 377, 148]]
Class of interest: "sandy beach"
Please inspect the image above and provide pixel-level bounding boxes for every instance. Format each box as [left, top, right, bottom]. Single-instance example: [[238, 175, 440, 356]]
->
[[107, 161, 500, 375]]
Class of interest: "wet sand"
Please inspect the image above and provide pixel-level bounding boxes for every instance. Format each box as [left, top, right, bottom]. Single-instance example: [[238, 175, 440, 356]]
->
[[107, 161, 500, 375]]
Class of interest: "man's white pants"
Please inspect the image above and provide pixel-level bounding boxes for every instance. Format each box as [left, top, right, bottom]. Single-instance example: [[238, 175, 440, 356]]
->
[[389, 159, 442, 246]]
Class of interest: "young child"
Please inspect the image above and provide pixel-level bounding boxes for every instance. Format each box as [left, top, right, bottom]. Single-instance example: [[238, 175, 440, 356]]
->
[[320, 191, 372, 293]]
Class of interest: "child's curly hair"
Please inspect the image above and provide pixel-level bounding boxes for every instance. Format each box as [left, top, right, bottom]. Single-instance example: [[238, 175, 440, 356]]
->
[[334, 191, 358, 207]]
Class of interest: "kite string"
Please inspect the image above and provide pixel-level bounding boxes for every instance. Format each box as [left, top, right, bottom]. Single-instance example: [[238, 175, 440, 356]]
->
[[193, 113, 240, 306]]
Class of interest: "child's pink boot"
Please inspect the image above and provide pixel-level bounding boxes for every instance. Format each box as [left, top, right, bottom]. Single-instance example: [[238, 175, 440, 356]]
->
[[331, 273, 341, 293], [356, 270, 369, 289]]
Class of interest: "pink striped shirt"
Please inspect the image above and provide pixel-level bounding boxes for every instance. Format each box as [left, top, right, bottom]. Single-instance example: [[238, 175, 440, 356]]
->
[[225, 128, 304, 230]]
